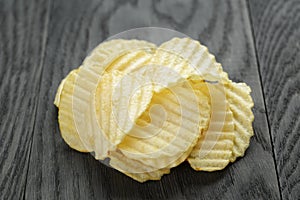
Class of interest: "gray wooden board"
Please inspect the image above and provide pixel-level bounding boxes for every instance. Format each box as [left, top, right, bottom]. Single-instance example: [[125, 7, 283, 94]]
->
[[248, 0, 300, 199], [0, 0, 50, 199], [0, 0, 284, 199]]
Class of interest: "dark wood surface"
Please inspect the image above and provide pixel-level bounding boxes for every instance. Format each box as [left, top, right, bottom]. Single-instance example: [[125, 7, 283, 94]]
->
[[0, 0, 298, 199], [0, 0, 50, 199], [248, 0, 300, 199]]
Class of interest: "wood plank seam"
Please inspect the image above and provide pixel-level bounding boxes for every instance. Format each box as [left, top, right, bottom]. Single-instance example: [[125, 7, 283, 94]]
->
[[246, 1, 283, 199]]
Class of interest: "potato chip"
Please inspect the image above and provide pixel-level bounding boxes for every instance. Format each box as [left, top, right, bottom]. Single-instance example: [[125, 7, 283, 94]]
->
[[108, 81, 207, 181], [185, 81, 233, 171], [105, 50, 153, 73], [94, 70, 155, 147], [71, 38, 161, 159], [109, 150, 170, 182], [188, 105, 235, 171], [188, 80, 254, 170], [224, 82, 254, 162], [54, 67, 172, 183], [118, 78, 210, 170], [71, 67, 154, 159], [93, 63, 188, 180], [98, 71, 193, 160], [97, 46, 211, 173], [158, 37, 229, 82], [55, 40, 156, 152], [150, 47, 196, 79], [54, 38, 254, 182], [54, 76, 67, 107], [54, 69, 91, 152], [83, 39, 156, 69]]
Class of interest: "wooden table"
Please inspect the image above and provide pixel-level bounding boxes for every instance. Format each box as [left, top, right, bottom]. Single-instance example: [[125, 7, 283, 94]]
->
[[0, 0, 299, 199]]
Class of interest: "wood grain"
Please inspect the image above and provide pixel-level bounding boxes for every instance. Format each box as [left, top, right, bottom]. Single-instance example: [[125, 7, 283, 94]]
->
[[0, 0, 50, 199], [0, 0, 284, 199], [248, 0, 300, 199], [21, 0, 281, 199]]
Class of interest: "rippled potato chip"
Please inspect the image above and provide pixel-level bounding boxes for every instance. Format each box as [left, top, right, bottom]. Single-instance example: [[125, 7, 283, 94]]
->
[[71, 39, 158, 159], [224, 82, 254, 162], [94, 70, 155, 149], [54, 69, 92, 152], [186, 81, 234, 171], [54, 40, 156, 153], [83, 39, 156, 69], [158, 37, 229, 82], [188, 105, 235, 171], [109, 150, 170, 182], [118, 78, 210, 170], [54, 37, 254, 182]]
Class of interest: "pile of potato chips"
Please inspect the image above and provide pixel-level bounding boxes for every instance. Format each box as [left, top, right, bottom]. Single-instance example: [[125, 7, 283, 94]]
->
[[54, 38, 254, 182]]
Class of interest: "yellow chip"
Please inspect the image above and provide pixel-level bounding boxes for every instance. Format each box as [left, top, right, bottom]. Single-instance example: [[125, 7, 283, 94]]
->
[[224, 82, 254, 162], [54, 69, 92, 152], [72, 39, 159, 159], [92, 49, 201, 179], [118, 78, 210, 170], [109, 150, 170, 183], [156, 38, 254, 166], [186, 82, 235, 171], [54, 57, 172, 183], [192, 81, 254, 164], [105, 50, 153, 73], [54, 76, 67, 107], [188, 105, 235, 171], [93, 58, 192, 160], [108, 82, 208, 181], [150, 47, 196, 79], [72, 67, 155, 159], [54, 40, 156, 153], [54, 38, 254, 182], [94, 70, 154, 147], [53, 38, 193, 179], [158, 37, 229, 82], [97, 48, 211, 172], [83, 39, 156, 69]]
